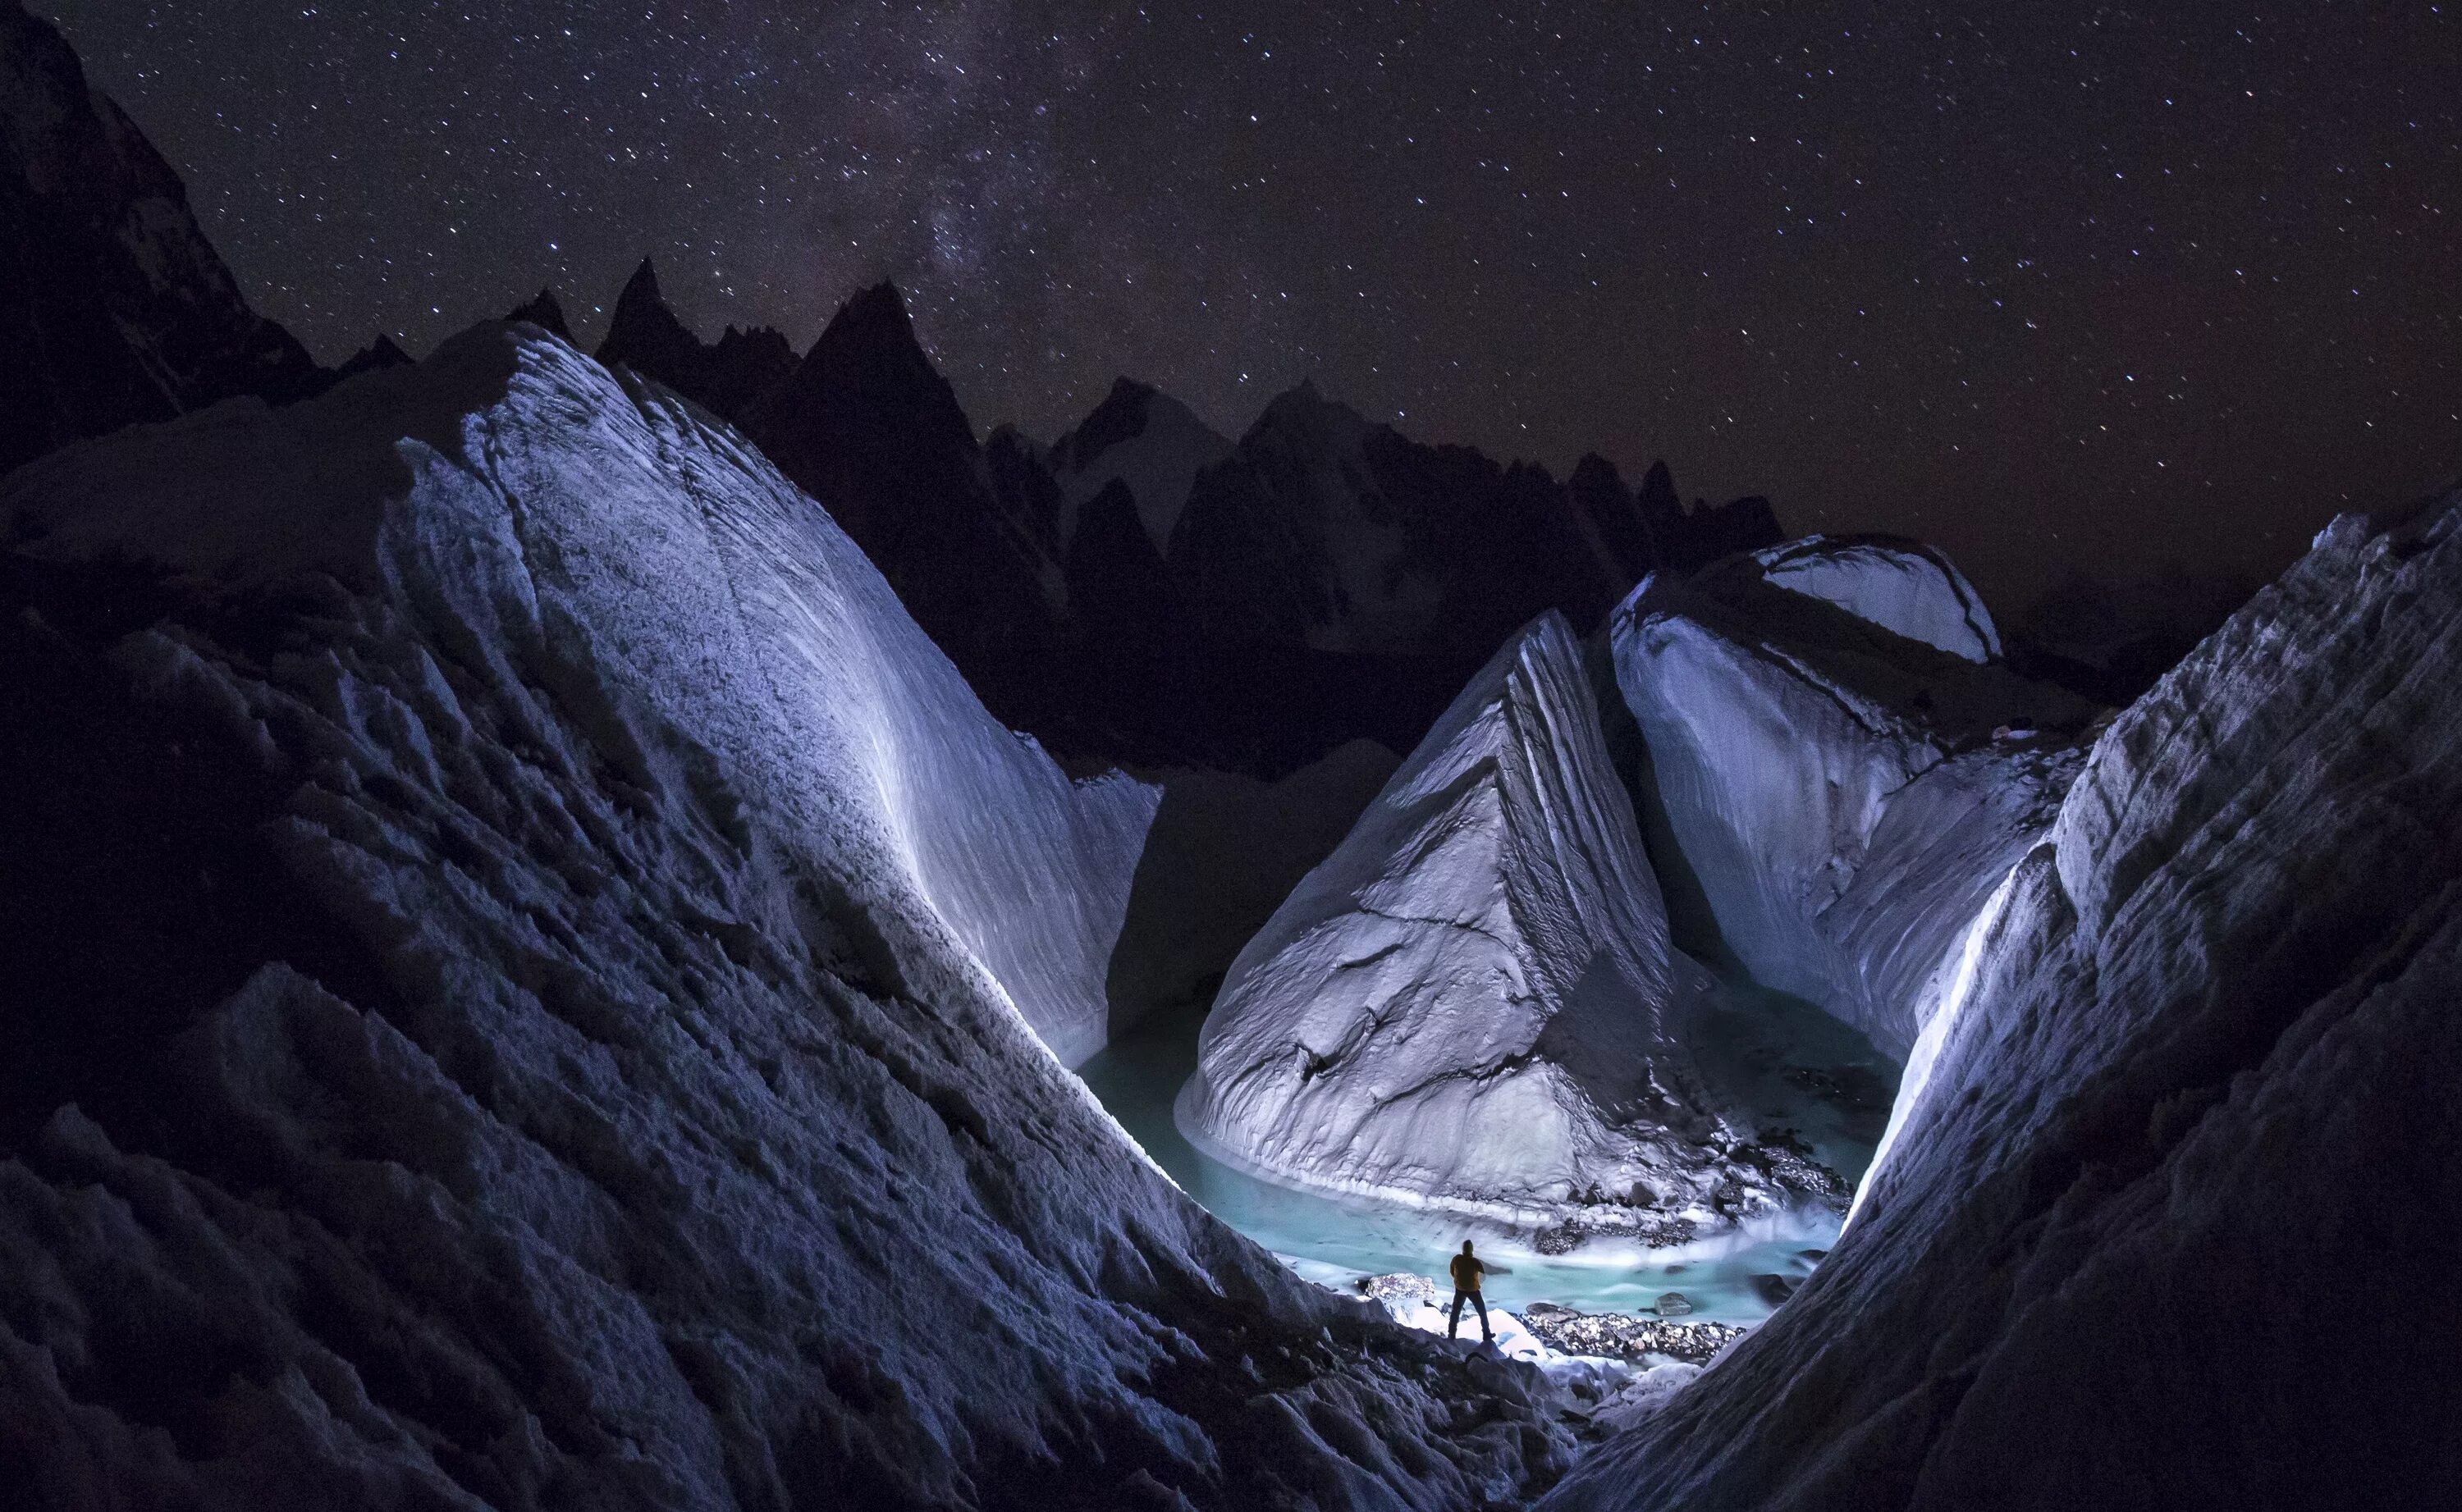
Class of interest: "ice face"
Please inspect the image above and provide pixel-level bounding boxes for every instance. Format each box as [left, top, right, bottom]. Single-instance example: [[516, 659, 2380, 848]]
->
[[0, 323, 1578, 1507], [1177, 611, 1830, 1231], [1748, 535, 2002, 663], [1606, 546, 2089, 1057], [1546, 496, 2462, 1512]]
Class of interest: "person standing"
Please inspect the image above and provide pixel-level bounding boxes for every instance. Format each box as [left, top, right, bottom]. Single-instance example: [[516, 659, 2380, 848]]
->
[[1447, 1240, 1508, 1343]]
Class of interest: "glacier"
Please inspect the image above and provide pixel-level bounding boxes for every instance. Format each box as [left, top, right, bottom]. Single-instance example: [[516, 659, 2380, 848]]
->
[[0, 325, 1580, 1508], [1177, 611, 1834, 1235], [1546, 496, 2462, 1511], [5, 327, 1152, 1071], [1606, 538, 2092, 1057]]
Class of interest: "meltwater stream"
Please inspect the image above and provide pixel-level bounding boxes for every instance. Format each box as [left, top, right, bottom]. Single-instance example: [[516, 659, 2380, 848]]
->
[[1080, 977, 1901, 1324]]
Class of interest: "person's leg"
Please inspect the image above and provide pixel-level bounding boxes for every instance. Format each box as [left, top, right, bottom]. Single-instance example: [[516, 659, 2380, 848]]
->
[[1448, 1290, 1464, 1338], [1473, 1291, 1490, 1342]]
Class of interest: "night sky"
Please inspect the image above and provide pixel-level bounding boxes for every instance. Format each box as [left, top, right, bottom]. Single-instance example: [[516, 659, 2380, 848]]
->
[[43, 2, 2462, 610]]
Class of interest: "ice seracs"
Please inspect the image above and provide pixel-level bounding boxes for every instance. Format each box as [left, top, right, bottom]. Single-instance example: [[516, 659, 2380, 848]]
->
[[1546, 495, 2462, 1512], [1179, 611, 1823, 1233], [1606, 540, 2090, 1057], [4, 325, 1151, 1066]]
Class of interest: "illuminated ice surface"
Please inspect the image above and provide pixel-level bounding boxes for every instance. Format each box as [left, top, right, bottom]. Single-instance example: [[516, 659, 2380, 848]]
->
[[1086, 974, 1895, 1322]]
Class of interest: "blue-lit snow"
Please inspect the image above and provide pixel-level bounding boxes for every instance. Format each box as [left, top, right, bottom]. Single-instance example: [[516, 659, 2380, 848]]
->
[[1082, 975, 1898, 1322]]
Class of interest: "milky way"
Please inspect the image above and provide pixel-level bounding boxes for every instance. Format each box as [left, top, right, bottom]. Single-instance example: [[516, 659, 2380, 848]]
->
[[42, 1, 2462, 606]]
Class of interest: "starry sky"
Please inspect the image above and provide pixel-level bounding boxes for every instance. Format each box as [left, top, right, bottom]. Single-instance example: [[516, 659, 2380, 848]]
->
[[42, 1, 2462, 610]]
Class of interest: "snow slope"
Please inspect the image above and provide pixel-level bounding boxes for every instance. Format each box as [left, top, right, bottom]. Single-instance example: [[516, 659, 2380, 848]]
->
[[1546, 496, 2462, 1511], [1607, 545, 2089, 1057], [0, 326, 1577, 1508], [1179, 612, 1813, 1232]]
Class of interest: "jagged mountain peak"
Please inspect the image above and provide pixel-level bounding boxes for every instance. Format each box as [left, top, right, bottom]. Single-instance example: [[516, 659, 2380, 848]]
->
[[503, 285, 571, 340], [767, 278, 977, 452], [329, 332, 412, 383], [2, 0, 322, 475], [593, 254, 794, 420], [1050, 373, 1233, 549], [616, 254, 663, 305]]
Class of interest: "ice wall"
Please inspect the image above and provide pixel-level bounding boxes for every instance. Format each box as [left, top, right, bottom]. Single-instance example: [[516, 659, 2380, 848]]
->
[[1179, 613, 1815, 1234], [1607, 544, 2088, 1056], [0, 327, 1573, 1509], [1750, 535, 2001, 662], [1546, 496, 2462, 1511]]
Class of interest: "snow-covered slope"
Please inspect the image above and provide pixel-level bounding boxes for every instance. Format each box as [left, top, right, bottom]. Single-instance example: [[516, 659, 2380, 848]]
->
[[1050, 377, 1233, 549], [1608, 545, 2089, 1057], [1547, 497, 2462, 1512], [0, 325, 1577, 1509], [1179, 613, 1817, 1233]]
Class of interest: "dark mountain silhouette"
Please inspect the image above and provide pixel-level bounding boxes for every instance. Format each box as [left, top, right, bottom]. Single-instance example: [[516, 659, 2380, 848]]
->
[[503, 285, 573, 340], [544, 249, 1796, 770], [327, 333, 412, 384], [0, 0, 323, 477], [593, 258, 797, 419], [737, 282, 1064, 719]]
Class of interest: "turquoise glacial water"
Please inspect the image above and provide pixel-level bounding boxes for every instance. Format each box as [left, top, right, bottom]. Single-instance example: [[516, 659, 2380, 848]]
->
[[1078, 980, 1899, 1324]]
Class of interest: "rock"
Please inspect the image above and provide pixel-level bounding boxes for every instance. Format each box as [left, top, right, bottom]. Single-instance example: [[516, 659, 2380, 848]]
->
[[1178, 611, 1786, 1224], [1747, 1273, 1798, 1308], [1544, 495, 2462, 1512], [1654, 1292, 1694, 1318], [1517, 1308, 1743, 1366]]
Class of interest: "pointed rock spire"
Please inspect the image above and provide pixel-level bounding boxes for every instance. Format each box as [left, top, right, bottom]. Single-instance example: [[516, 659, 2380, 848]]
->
[[592, 256, 792, 418], [504, 286, 572, 341]]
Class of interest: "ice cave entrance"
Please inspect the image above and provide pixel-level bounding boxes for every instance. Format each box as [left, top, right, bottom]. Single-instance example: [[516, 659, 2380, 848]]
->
[[1080, 979, 1901, 1322]]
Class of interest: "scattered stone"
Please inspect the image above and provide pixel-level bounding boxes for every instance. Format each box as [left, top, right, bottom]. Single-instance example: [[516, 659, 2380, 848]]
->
[[1519, 1307, 1744, 1366], [1654, 1292, 1693, 1316], [1533, 1223, 1585, 1255], [1359, 1272, 1439, 1307]]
